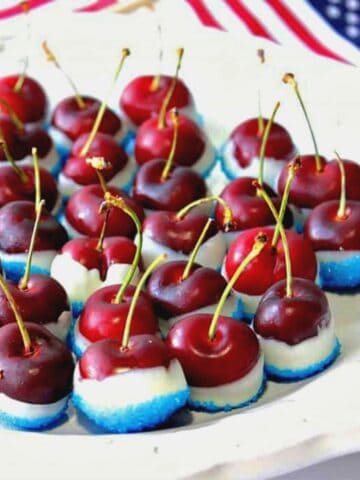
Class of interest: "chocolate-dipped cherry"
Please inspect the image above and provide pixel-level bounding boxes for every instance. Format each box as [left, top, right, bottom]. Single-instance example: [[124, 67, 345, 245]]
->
[[215, 102, 294, 245], [53, 193, 142, 319], [0, 273, 74, 430], [304, 152, 360, 289], [148, 219, 241, 335], [167, 234, 267, 411], [73, 255, 188, 432], [120, 47, 195, 127], [0, 148, 68, 281], [141, 195, 229, 269], [254, 189, 340, 380], [132, 109, 207, 212], [222, 165, 318, 320], [43, 42, 127, 159]]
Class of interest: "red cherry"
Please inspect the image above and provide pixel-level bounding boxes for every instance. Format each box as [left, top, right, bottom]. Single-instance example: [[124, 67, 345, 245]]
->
[[224, 227, 317, 295], [0, 76, 47, 124], [254, 277, 330, 345], [51, 96, 121, 142], [166, 314, 260, 387], [132, 159, 206, 211], [0, 322, 74, 403], [65, 185, 144, 238], [120, 75, 193, 127], [135, 113, 205, 166], [147, 261, 227, 318]]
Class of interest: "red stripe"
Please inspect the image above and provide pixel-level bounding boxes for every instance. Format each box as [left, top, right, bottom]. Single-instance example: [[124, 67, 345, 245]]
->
[[0, 0, 54, 20], [225, 0, 277, 43], [266, 0, 351, 64], [74, 0, 117, 13], [186, 0, 225, 30]]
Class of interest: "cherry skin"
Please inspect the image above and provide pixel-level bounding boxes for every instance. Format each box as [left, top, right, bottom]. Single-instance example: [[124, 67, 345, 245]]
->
[[147, 261, 227, 319], [215, 177, 293, 232], [135, 113, 204, 166], [65, 185, 144, 238], [0, 274, 69, 327], [277, 157, 360, 209], [78, 284, 158, 344], [228, 118, 296, 168], [62, 132, 128, 185], [61, 236, 137, 280], [166, 314, 260, 387], [51, 96, 121, 142], [254, 277, 330, 345], [120, 75, 193, 127], [304, 200, 360, 251], [132, 159, 206, 211], [143, 212, 218, 254], [0, 165, 58, 211], [0, 75, 47, 124], [224, 226, 317, 296], [80, 334, 172, 381], [0, 322, 74, 403], [0, 201, 68, 253]]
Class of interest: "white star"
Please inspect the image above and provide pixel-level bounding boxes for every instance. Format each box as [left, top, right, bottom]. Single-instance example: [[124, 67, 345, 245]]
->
[[326, 5, 342, 18], [346, 0, 360, 10]]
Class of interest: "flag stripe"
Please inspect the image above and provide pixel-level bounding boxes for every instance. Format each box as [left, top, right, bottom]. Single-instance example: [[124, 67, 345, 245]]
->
[[224, 0, 277, 43], [74, 0, 117, 13], [266, 0, 351, 64], [0, 0, 54, 20], [186, 0, 225, 30]]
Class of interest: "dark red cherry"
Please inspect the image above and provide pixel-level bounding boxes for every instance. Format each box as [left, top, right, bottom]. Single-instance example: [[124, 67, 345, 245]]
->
[[132, 159, 206, 211], [120, 75, 193, 127], [166, 314, 260, 386], [254, 277, 330, 345], [65, 185, 144, 238], [0, 322, 74, 403], [80, 334, 172, 381]]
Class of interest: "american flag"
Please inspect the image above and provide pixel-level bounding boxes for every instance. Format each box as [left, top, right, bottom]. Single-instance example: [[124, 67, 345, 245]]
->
[[0, 0, 359, 64]]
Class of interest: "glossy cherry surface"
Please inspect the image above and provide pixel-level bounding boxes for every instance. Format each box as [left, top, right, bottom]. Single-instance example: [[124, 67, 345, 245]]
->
[[166, 314, 260, 387]]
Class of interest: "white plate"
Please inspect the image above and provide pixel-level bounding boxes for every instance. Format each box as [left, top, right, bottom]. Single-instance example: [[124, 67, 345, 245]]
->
[[0, 5, 360, 479]]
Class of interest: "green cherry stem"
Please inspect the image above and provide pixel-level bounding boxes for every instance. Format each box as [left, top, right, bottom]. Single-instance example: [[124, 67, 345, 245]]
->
[[157, 48, 184, 129], [176, 195, 233, 232], [283, 73, 322, 173], [149, 24, 163, 92], [208, 233, 267, 341], [31, 147, 41, 212], [258, 101, 280, 186], [103, 192, 143, 305], [96, 209, 110, 253], [121, 253, 166, 349], [0, 127, 28, 182], [160, 108, 179, 181], [181, 218, 212, 281], [80, 48, 130, 158], [334, 151, 347, 220], [14, 1, 30, 93], [86, 156, 109, 194], [255, 182, 293, 298], [0, 98, 24, 131]]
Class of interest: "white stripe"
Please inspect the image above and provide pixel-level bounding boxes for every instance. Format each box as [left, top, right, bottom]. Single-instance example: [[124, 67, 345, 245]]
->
[[204, 0, 254, 37]]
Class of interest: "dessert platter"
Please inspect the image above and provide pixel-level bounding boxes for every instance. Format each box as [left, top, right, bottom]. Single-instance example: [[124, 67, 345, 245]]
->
[[0, 7, 359, 480]]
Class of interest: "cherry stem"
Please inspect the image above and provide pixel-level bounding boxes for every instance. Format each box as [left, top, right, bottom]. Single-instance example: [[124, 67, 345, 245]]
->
[[18, 199, 45, 291], [42, 41, 85, 110], [176, 195, 233, 231], [255, 182, 293, 298], [14, 2, 30, 93], [0, 273, 32, 353], [334, 150, 347, 219], [96, 209, 110, 252], [80, 48, 130, 158], [208, 233, 267, 341], [160, 108, 179, 181], [258, 101, 280, 186], [0, 98, 24, 131], [271, 159, 300, 247], [257, 49, 265, 136], [0, 127, 28, 182], [32, 147, 41, 212], [86, 156, 108, 194], [102, 192, 143, 305], [157, 48, 184, 129], [181, 218, 212, 281], [283, 73, 322, 173], [114, 0, 156, 13], [122, 253, 166, 348], [149, 24, 163, 92]]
